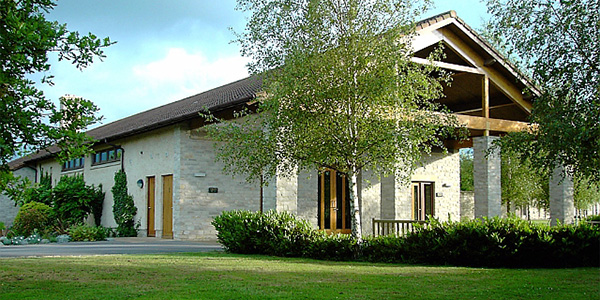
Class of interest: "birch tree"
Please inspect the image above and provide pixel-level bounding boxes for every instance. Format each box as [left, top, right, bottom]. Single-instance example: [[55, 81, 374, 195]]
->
[[485, 0, 600, 180], [206, 0, 460, 241]]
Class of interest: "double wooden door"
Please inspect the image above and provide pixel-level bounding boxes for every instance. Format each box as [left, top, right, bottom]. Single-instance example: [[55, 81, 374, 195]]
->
[[412, 181, 434, 221], [318, 170, 351, 234], [147, 175, 173, 239]]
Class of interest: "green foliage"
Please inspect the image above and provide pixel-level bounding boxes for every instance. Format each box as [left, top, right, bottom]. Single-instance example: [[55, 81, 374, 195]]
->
[[396, 217, 599, 268], [585, 215, 600, 222], [486, 0, 600, 180], [212, 210, 314, 256], [0, 0, 110, 171], [501, 148, 548, 212], [90, 184, 105, 226], [214, 210, 599, 268], [67, 224, 108, 242], [112, 170, 137, 237], [12, 201, 52, 237], [1, 171, 53, 207], [304, 231, 360, 261], [52, 175, 104, 228], [459, 149, 473, 191], [208, 0, 462, 240], [574, 176, 600, 210]]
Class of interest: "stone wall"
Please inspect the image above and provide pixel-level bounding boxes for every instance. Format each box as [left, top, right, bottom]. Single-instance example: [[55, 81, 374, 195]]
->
[[460, 191, 474, 220], [0, 167, 36, 228], [177, 127, 261, 240], [397, 151, 461, 222]]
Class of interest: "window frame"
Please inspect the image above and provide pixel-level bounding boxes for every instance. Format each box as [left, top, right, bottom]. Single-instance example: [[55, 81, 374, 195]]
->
[[92, 147, 123, 166], [62, 157, 85, 172]]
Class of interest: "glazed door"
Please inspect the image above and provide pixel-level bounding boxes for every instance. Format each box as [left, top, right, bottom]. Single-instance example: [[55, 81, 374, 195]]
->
[[162, 175, 173, 239], [412, 182, 434, 221], [318, 170, 351, 234], [147, 176, 156, 237]]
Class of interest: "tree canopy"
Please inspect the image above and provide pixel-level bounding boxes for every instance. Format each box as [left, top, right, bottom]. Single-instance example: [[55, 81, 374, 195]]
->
[[205, 0, 461, 240], [485, 0, 600, 180], [0, 0, 111, 172]]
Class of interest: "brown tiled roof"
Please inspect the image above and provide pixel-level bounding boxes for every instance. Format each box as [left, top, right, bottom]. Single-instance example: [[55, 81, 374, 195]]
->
[[416, 10, 457, 30], [87, 75, 262, 142], [10, 76, 262, 168]]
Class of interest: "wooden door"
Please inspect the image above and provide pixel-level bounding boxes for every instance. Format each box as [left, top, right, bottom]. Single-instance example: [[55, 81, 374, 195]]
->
[[162, 175, 173, 239], [147, 176, 156, 237], [412, 182, 434, 221], [318, 170, 351, 234]]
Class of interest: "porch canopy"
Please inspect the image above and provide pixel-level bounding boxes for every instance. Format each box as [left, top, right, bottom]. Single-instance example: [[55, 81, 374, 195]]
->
[[412, 11, 573, 224]]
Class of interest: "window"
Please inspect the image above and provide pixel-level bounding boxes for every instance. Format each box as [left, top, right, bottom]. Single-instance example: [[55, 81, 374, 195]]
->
[[62, 157, 84, 171], [92, 148, 123, 165]]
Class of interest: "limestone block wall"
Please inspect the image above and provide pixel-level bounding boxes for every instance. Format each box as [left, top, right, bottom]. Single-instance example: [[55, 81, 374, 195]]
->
[[396, 151, 461, 222], [296, 170, 318, 228], [0, 167, 36, 228], [358, 171, 382, 236], [178, 128, 260, 240], [460, 191, 474, 220]]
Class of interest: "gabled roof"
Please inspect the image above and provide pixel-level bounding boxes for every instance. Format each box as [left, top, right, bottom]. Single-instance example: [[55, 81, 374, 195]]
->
[[87, 75, 262, 142], [10, 76, 262, 168], [414, 10, 539, 101], [10, 11, 534, 170]]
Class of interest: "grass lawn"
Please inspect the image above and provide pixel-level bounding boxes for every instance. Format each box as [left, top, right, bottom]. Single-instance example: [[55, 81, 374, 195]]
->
[[0, 252, 597, 299]]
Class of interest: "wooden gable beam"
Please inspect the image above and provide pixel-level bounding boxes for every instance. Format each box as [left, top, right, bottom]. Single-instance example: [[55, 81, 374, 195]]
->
[[455, 114, 530, 133], [438, 27, 533, 114], [455, 103, 517, 114], [410, 57, 483, 75]]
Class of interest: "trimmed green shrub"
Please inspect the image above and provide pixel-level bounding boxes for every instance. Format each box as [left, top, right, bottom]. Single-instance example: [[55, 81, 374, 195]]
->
[[12, 202, 52, 237], [361, 235, 407, 263], [212, 210, 314, 256], [213, 210, 599, 268], [112, 170, 137, 237], [585, 215, 600, 222], [91, 184, 105, 226], [68, 224, 108, 241], [391, 217, 600, 268], [305, 231, 360, 261], [52, 175, 106, 228]]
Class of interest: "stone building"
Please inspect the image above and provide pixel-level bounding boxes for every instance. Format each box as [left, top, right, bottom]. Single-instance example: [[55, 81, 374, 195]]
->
[[2, 11, 573, 240]]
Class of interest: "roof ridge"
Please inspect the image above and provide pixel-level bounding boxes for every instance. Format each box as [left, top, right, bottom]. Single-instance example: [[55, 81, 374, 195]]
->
[[88, 75, 257, 134], [416, 10, 457, 30]]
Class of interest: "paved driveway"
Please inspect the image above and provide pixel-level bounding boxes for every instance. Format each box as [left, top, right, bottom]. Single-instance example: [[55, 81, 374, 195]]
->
[[0, 237, 223, 258]]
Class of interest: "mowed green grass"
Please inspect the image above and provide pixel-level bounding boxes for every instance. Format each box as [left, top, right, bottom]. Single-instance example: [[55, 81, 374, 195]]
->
[[0, 252, 597, 299]]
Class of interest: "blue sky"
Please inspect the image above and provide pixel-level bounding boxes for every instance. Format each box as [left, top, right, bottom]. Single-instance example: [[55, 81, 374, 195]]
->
[[40, 0, 490, 127]]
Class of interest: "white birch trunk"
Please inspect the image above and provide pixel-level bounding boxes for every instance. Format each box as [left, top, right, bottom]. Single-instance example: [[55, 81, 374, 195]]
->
[[348, 168, 363, 243]]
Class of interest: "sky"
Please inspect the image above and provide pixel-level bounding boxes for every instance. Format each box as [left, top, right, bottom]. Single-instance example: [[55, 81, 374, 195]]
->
[[38, 0, 491, 127]]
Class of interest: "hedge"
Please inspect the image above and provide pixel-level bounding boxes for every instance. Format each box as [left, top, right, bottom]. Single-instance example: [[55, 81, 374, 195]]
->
[[213, 210, 600, 268]]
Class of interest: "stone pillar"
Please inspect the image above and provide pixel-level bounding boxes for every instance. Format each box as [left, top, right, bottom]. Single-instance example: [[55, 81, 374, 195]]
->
[[473, 136, 502, 218], [380, 174, 396, 219], [549, 165, 574, 226]]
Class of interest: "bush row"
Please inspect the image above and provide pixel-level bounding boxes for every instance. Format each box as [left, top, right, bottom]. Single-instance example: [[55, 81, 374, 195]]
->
[[212, 210, 600, 268]]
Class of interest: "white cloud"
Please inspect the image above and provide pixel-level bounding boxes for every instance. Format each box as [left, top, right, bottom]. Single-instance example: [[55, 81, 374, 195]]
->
[[132, 48, 249, 99]]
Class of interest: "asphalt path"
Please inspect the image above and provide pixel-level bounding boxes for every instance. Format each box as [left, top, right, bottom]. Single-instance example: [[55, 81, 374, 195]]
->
[[0, 237, 223, 258]]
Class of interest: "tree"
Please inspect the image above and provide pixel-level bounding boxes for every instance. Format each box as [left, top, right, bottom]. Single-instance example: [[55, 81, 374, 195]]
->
[[460, 149, 474, 192], [500, 148, 548, 214], [112, 170, 137, 237], [485, 0, 600, 180], [205, 0, 460, 241], [0, 0, 111, 172]]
